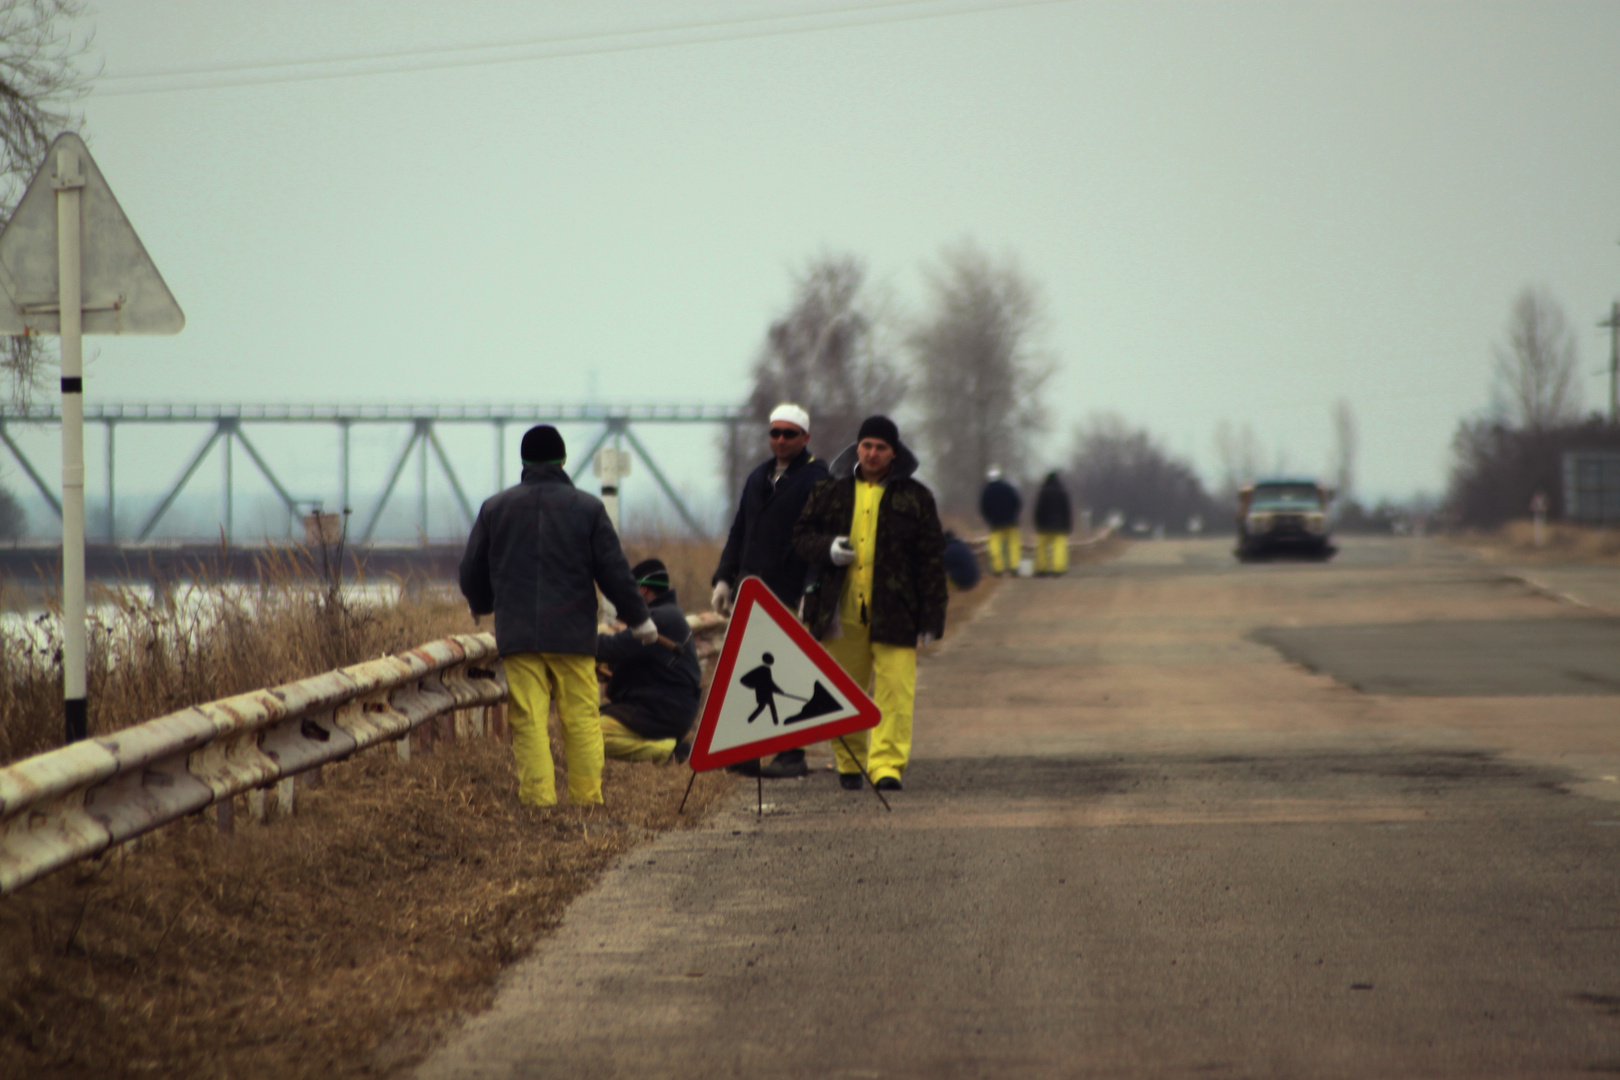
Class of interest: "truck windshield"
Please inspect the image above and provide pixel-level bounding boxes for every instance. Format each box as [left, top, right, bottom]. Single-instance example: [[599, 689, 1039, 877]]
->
[[1252, 484, 1320, 506]]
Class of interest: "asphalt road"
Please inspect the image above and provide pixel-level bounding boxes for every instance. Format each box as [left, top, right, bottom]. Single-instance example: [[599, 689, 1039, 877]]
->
[[415, 538, 1620, 1079]]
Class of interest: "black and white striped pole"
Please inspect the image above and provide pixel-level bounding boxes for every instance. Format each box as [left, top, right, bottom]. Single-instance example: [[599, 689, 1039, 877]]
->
[[0, 132, 184, 744]]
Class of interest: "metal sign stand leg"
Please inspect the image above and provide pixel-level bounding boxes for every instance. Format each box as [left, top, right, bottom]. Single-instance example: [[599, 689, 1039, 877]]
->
[[677, 769, 698, 815], [757, 772, 763, 818], [836, 736, 891, 812]]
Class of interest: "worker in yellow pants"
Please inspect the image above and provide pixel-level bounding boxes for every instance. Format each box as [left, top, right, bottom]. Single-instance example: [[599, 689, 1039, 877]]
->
[[791, 415, 948, 792], [980, 467, 1023, 576], [504, 652, 607, 806], [1032, 472, 1074, 577], [1034, 532, 1068, 575], [824, 621, 916, 785]]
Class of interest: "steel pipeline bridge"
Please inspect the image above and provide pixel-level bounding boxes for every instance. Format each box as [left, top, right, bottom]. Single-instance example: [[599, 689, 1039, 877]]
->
[[0, 402, 747, 542]]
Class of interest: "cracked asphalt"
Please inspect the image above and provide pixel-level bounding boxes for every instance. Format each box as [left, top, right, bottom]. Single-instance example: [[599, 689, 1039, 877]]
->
[[416, 538, 1620, 1079]]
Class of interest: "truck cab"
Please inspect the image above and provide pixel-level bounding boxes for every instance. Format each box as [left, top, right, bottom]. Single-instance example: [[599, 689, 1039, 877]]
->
[[1236, 478, 1335, 560]]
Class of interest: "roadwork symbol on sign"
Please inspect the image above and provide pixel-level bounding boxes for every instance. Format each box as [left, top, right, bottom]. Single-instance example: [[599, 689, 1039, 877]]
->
[[688, 576, 880, 771]]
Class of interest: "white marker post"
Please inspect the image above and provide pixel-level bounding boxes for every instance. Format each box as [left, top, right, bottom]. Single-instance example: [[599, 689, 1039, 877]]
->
[[55, 146, 86, 741], [0, 133, 184, 743]]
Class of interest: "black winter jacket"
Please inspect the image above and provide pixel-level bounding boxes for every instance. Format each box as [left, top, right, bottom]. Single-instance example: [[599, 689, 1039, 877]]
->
[[459, 464, 649, 656], [713, 448, 830, 609], [597, 589, 700, 741], [793, 443, 949, 646], [979, 478, 1022, 528], [1033, 474, 1073, 533]]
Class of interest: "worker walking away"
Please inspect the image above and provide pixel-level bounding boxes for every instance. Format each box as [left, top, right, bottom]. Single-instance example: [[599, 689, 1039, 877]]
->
[[596, 558, 701, 764], [711, 403, 829, 778], [460, 424, 656, 808], [794, 415, 948, 792], [1033, 471, 1073, 576], [980, 467, 1022, 576]]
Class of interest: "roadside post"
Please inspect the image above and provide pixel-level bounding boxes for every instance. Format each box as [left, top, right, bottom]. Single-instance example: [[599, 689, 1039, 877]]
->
[[593, 446, 631, 530], [1531, 491, 1548, 548], [0, 133, 184, 743]]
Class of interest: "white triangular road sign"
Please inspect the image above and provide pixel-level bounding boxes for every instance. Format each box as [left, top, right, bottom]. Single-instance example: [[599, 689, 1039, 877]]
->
[[0, 132, 183, 335], [688, 576, 880, 771]]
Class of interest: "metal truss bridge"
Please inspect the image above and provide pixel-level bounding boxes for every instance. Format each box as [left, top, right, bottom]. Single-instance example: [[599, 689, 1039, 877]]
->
[[0, 402, 747, 541]]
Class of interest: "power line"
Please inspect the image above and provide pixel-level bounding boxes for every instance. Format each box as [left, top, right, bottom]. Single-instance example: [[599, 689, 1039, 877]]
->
[[94, 0, 1073, 98]]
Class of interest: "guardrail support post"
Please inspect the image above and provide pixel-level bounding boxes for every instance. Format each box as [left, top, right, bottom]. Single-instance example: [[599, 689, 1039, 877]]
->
[[216, 797, 234, 836], [247, 788, 268, 823], [276, 776, 297, 817]]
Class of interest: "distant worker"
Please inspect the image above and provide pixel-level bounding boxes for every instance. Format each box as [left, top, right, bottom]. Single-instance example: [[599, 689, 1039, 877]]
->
[[1033, 472, 1073, 577], [795, 415, 948, 792], [596, 558, 701, 764], [942, 530, 981, 591], [710, 403, 829, 779], [979, 467, 1022, 576], [460, 424, 657, 808]]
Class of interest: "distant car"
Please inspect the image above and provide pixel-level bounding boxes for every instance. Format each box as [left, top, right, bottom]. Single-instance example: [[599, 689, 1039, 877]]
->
[[1236, 478, 1336, 560]]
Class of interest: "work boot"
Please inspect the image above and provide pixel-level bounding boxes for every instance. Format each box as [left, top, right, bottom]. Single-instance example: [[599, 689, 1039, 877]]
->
[[874, 777, 903, 792], [670, 739, 691, 766], [759, 748, 809, 779], [839, 772, 864, 790], [727, 758, 762, 777]]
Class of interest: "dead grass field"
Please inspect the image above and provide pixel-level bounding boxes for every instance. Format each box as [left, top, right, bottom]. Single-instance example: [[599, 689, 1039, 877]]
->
[[1451, 520, 1620, 565], [0, 729, 735, 1080]]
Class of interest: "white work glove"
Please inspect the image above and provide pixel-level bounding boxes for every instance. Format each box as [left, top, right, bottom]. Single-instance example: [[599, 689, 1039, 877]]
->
[[631, 618, 659, 645], [711, 580, 732, 614], [917, 632, 936, 648], [830, 536, 856, 566]]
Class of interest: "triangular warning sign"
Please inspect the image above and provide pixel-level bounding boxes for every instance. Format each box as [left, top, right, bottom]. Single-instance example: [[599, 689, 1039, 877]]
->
[[0, 132, 183, 336], [688, 576, 880, 771]]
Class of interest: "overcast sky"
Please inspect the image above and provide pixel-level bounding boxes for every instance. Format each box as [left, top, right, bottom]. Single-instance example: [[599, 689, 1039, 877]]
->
[[5, 0, 1620, 538]]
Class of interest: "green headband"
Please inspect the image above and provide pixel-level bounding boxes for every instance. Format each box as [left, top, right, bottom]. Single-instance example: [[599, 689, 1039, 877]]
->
[[522, 457, 566, 467]]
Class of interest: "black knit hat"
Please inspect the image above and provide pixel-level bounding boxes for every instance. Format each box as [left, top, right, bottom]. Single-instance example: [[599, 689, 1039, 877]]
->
[[520, 425, 567, 465], [856, 415, 901, 449], [631, 558, 671, 593]]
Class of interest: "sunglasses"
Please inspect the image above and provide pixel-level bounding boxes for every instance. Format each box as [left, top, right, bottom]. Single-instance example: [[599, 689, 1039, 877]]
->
[[768, 428, 803, 439]]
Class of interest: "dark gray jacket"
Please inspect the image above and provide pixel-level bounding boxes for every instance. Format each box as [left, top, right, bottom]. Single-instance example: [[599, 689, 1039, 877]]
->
[[597, 589, 701, 741], [460, 464, 649, 656], [713, 448, 829, 610]]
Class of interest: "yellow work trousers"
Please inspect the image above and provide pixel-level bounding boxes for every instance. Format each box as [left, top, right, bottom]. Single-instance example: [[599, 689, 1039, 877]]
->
[[1035, 532, 1069, 574], [987, 526, 1021, 575], [600, 715, 676, 763], [504, 652, 604, 807], [824, 621, 917, 785]]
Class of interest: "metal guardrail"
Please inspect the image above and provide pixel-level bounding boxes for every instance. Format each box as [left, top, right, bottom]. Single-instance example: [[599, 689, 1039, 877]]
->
[[0, 610, 731, 896], [0, 633, 505, 895]]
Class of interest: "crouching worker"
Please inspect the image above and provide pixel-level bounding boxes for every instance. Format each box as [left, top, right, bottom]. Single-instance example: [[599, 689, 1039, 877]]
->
[[459, 424, 657, 808], [597, 558, 701, 763]]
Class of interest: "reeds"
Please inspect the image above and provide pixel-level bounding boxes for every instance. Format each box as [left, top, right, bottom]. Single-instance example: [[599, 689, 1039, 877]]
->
[[0, 547, 476, 766]]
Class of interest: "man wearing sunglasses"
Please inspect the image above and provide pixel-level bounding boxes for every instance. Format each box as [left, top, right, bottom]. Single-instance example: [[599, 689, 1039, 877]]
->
[[711, 403, 829, 778]]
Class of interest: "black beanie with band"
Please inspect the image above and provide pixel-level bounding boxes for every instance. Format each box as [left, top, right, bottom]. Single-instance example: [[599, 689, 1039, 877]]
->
[[631, 558, 671, 594]]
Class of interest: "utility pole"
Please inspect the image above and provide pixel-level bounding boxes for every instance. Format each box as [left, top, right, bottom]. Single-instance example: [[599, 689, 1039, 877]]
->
[[1601, 300, 1620, 425]]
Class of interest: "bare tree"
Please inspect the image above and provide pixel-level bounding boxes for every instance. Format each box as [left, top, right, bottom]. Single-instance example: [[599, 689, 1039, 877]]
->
[[1330, 398, 1356, 498], [1212, 419, 1262, 501], [0, 0, 91, 405], [724, 253, 907, 500], [909, 240, 1053, 511], [1494, 286, 1581, 431]]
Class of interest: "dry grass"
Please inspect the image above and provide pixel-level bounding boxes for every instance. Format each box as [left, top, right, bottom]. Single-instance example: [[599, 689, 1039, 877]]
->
[[1452, 520, 1620, 565], [0, 549, 478, 766], [0, 730, 734, 1079]]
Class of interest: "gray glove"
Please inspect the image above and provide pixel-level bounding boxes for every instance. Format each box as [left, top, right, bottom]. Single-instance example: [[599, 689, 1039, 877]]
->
[[830, 536, 856, 566], [917, 632, 936, 648], [631, 618, 659, 645], [711, 580, 732, 614]]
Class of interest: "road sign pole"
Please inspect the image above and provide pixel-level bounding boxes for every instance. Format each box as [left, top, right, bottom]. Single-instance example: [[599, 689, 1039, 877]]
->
[[55, 145, 87, 743]]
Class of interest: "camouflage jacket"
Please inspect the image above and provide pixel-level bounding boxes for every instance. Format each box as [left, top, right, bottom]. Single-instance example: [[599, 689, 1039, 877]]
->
[[792, 443, 949, 646]]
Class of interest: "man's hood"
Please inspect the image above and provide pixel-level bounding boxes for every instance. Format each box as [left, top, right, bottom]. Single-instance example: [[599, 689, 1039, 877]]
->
[[829, 440, 919, 482]]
